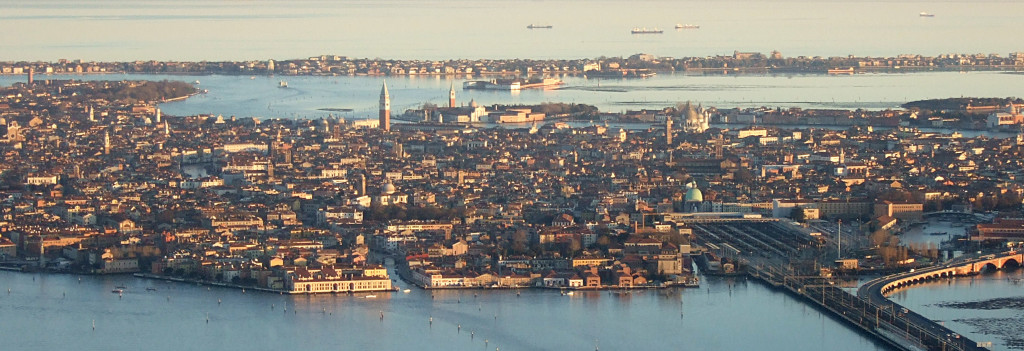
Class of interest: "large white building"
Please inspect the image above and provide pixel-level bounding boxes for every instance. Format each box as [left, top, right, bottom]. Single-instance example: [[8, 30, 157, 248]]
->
[[682, 102, 709, 134], [285, 266, 392, 294]]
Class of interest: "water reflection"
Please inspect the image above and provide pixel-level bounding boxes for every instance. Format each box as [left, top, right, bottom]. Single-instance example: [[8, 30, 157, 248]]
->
[[1, 271, 887, 350]]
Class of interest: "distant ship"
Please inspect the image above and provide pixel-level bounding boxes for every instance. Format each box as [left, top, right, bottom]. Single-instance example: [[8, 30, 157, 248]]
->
[[919, 12, 935, 17], [279, 81, 288, 88], [527, 24, 552, 29], [463, 77, 563, 90], [631, 27, 663, 34], [675, 24, 699, 29]]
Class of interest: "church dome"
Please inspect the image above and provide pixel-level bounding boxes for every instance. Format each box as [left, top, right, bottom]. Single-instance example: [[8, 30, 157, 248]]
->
[[382, 182, 396, 195], [684, 187, 703, 203]]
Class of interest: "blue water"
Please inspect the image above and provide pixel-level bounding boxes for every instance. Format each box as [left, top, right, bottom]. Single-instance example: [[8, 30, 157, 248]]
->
[[4, 71, 1022, 121], [0, 271, 887, 351]]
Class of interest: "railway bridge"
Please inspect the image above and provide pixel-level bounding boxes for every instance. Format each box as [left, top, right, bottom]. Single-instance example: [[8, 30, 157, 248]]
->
[[691, 219, 1007, 350], [876, 252, 1022, 295]]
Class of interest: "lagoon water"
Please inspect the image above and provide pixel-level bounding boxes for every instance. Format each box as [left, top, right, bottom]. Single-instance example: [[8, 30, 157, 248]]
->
[[3, 71, 1023, 121], [3, 267, 1021, 350], [0, 270, 889, 351]]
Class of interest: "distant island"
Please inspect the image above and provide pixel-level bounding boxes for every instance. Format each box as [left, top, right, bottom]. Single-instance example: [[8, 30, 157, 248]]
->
[[2, 51, 1022, 78]]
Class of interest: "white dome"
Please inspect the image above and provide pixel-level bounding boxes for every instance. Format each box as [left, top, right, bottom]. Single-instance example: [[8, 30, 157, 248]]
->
[[382, 182, 397, 195]]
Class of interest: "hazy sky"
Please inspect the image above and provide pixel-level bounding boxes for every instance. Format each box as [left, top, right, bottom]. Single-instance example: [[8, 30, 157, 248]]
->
[[2, 0, 1020, 61]]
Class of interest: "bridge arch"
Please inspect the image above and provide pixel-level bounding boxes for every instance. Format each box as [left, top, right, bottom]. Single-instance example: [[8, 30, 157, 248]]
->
[[980, 262, 999, 273], [1002, 258, 1020, 270]]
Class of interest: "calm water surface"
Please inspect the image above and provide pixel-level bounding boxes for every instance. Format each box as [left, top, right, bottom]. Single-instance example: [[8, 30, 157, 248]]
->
[[0, 270, 887, 351], [3, 71, 1023, 120]]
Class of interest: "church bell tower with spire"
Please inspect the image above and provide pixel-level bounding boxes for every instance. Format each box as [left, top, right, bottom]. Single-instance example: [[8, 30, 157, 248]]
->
[[449, 83, 456, 108], [379, 81, 391, 132]]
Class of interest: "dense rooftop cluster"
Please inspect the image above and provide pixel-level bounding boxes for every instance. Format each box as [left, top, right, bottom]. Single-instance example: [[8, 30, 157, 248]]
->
[[2, 78, 1023, 292]]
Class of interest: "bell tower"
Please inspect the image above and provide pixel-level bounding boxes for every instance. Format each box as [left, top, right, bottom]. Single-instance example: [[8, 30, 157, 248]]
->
[[379, 81, 391, 132], [449, 83, 456, 108]]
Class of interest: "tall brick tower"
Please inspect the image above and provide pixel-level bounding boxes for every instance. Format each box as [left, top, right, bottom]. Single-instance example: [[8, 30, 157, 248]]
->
[[449, 83, 456, 108], [379, 81, 391, 132]]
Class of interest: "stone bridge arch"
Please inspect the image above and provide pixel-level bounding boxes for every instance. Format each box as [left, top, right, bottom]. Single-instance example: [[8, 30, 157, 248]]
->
[[1002, 258, 1020, 270], [980, 262, 999, 272]]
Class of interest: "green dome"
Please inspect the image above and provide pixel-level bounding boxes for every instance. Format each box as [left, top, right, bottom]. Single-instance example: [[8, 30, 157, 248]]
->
[[684, 187, 703, 202]]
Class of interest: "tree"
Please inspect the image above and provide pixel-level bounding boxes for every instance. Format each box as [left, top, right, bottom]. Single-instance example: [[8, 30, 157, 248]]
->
[[791, 206, 807, 222]]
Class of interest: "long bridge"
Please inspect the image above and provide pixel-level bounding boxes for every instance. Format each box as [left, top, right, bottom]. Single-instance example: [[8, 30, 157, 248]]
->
[[687, 219, 1011, 351], [865, 252, 1022, 296]]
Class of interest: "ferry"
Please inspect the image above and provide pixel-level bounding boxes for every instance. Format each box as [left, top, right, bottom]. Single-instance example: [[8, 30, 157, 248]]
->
[[919, 12, 935, 17], [827, 67, 855, 75], [463, 77, 563, 91], [675, 24, 699, 29], [631, 27, 663, 34], [527, 24, 552, 29]]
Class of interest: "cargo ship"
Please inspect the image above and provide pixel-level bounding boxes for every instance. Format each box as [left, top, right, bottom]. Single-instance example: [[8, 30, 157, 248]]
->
[[631, 27, 663, 34], [527, 24, 552, 29], [675, 24, 699, 29], [919, 12, 935, 17]]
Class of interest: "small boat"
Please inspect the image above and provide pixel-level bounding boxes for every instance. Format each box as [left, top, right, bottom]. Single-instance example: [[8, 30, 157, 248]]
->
[[111, 289, 123, 294], [279, 81, 288, 88], [193, 80, 200, 85], [565, 291, 575, 296], [146, 287, 158, 291], [919, 12, 935, 17], [363, 295, 377, 299], [527, 24, 552, 29], [675, 24, 699, 29], [631, 27, 664, 34], [403, 289, 411, 293]]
